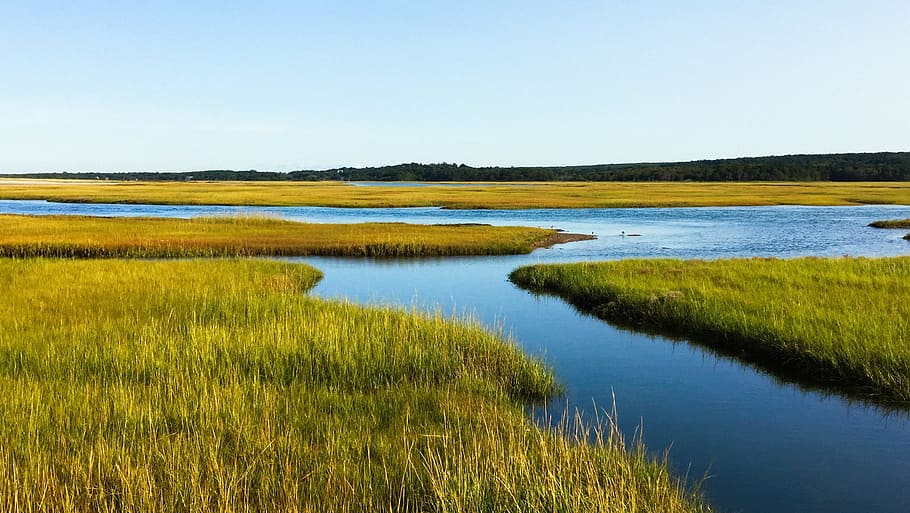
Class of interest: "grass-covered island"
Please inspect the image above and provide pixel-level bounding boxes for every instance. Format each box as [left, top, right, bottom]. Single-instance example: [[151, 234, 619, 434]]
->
[[0, 259, 707, 512], [869, 219, 910, 229], [869, 219, 910, 240], [510, 257, 910, 402], [0, 214, 592, 258], [2, 179, 910, 209]]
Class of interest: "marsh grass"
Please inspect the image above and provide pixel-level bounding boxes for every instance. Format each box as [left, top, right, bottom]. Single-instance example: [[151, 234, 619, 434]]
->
[[869, 219, 910, 240], [510, 257, 910, 401], [869, 218, 910, 229], [1, 179, 909, 209], [0, 259, 707, 512], [0, 214, 572, 258]]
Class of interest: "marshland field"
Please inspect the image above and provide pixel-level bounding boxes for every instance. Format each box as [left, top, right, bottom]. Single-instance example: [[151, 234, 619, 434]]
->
[[1, 182, 909, 513], [0, 259, 705, 512], [2, 178, 910, 209], [0, 214, 583, 258]]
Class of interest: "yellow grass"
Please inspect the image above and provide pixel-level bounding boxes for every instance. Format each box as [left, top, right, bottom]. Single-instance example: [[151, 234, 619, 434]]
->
[[0, 214, 578, 257], [0, 258, 709, 512], [1, 179, 909, 208]]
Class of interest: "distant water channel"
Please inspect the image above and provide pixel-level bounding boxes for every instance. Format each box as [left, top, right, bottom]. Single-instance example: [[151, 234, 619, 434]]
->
[[3, 199, 910, 513]]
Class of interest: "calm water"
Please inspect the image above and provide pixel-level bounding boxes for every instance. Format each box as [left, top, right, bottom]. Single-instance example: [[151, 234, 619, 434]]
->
[[3, 199, 910, 513]]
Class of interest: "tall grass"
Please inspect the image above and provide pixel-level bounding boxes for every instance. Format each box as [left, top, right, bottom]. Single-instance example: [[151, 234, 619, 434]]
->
[[1, 178, 909, 208], [510, 257, 910, 401], [0, 214, 582, 258], [0, 259, 708, 512]]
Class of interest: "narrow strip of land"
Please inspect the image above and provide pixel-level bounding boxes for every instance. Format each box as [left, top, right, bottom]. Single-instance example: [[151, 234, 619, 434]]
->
[[869, 219, 910, 240], [510, 257, 910, 402], [0, 214, 592, 257], [1, 179, 909, 208], [0, 259, 708, 512], [869, 218, 910, 228]]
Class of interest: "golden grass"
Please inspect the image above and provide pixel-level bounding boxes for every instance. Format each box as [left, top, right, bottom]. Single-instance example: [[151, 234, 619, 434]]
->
[[0, 214, 580, 257], [0, 259, 708, 512], [1, 179, 909, 208], [510, 257, 910, 401]]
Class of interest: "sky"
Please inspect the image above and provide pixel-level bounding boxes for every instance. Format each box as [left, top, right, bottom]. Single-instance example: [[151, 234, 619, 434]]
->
[[1, 0, 908, 172]]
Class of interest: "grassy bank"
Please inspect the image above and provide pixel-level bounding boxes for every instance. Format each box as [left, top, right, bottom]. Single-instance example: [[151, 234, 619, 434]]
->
[[2, 178, 910, 208], [510, 257, 910, 402], [0, 259, 707, 512], [0, 214, 587, 258]]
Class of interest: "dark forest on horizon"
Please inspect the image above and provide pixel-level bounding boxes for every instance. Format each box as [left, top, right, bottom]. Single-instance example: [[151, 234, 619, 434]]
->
[[5, 152, 910, 182]]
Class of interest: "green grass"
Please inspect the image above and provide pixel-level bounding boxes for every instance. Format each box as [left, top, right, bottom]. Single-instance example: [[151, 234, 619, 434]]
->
[[510, 257, 910, 402], [2, 178, 910, 208], [0, 214, 586, 258], [0, 258, 707, 512]]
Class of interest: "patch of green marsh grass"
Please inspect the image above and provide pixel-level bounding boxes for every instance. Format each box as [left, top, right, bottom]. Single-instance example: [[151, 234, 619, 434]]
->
[[0, 214, 572, 258], [511, 257, 910, 401], [0, 259, 707, 512]]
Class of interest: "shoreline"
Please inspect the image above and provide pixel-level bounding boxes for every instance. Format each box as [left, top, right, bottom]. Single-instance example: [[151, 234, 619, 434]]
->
[[510, 257, 910, 404], [0, 214, 593, 258]]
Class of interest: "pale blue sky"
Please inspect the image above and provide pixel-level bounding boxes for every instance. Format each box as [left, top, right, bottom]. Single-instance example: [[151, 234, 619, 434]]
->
[[2, 1, 908, 172]]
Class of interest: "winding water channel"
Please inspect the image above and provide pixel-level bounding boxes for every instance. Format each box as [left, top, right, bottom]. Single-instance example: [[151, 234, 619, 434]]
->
[[3, 199, 910, 513]]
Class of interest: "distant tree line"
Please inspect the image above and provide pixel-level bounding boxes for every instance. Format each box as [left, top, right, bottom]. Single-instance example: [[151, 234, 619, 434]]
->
[[5, 152, 909, 182]]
